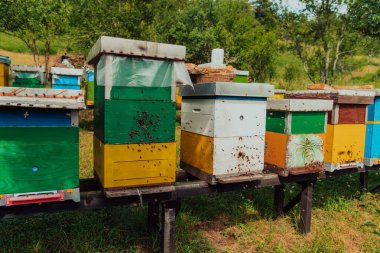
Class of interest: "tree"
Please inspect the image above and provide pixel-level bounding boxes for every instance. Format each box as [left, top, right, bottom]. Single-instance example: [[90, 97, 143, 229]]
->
[[281, 0, 360, 84], [348, 0, 380, 37], [0, 0, 72, 82]]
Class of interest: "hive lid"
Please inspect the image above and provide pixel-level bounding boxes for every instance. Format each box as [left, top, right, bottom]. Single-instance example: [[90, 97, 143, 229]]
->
[[275, 89, 286, 94], [12, 65, 45, 72], [285, 89, 375, 104], [267, 99, 333, 111], [0, 87, 86, 109], [0, 56, 11, 65], [50, 67, 83, 76], [374, 89, 380, 96], [87, 36, 186, 64], [179, 82, 274, 98], [234, 70, 249, 76]]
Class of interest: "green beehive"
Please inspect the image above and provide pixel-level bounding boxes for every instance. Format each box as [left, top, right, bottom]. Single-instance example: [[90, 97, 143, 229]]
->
[[88, 36, 189, 145], [12, 65, 45, 88], [234, 70, 249, 83]]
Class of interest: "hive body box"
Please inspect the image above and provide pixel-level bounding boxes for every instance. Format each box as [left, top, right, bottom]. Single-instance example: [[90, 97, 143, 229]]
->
[[286, 90, 375, 172], [180, 82, 274, 184], [0, 87, 85, 207], [365, 89, 380, 166], [87, 36, 189, 189], [12, 65, 45, 88], [0, 56, 10, 86], [51, 67, 83, 90], [86, 71, 94, 106], [272, 89, 285, 99], [265, 99, 333, 176], [234, 70, 249, 83]]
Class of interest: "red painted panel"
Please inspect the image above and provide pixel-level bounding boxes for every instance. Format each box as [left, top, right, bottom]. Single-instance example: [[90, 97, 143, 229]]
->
[[337, 104, 366, 124]]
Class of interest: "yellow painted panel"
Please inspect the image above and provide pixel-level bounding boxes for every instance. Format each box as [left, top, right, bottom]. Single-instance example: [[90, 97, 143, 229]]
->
[[176, 86, 182, 105], [180, 131, 214, 174], [0, 63, 10, 86], [94, 136, 176, 188], [367, 121, 380, 125], [264, 131, 287, 168], [324, 124, 365, 164], [274, 93, 285, 99]]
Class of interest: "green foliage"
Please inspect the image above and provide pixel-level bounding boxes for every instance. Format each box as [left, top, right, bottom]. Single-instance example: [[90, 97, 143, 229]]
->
[[348, 0, 380, 37]]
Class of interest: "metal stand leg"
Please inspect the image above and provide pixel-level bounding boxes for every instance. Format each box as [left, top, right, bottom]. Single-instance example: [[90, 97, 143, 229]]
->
[[274, 184, 285, 215], [148, 200, 160, 232], [298, 180, 315, 234], [360, 171, 369, 192], [161, 201, 176, 253]]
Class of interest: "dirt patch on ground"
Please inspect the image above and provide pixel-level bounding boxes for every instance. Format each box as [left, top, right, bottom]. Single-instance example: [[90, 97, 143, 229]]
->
[[0, 49, 85, 68], [351, 65, 379, 78]]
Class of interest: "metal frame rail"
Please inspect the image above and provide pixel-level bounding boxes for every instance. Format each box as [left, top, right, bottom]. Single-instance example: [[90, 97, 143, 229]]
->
[[0, 167, 379, 253]]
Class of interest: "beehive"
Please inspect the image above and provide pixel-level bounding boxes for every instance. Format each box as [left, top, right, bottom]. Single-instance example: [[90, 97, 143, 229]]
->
[[234, 70, 249, 83], [0, 56, 10, 86], [286, 90, 375, 171], [365, 89, 380, 166], [51, 67, 83, 90], [86, 70, 94, 106], [265, 99, 333, 176], [12, 65, 45, 88], [272, 89, 285, 99], [180, 82, 274, 184], [87, 36, 190, 189], [0, 87, 85, 206]]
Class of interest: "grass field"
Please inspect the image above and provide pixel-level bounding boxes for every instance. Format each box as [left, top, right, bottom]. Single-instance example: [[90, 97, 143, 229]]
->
[[0, 112, 379, 253]]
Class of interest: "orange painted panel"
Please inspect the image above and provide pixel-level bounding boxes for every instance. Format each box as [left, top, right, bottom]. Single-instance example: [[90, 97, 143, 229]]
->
[[264, 131, 287, 168], [180, 131, 214, 174]]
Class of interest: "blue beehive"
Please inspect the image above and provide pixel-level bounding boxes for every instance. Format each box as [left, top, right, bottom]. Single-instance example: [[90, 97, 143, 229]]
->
[[365, 90, 380, 166], [51, 67, 83, 90]]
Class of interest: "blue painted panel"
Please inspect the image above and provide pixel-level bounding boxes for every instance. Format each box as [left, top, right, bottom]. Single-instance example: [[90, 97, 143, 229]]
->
[[52, 84, 80, 90], [367, 97, 380, 121], [53, 75, 80, 85], [0, 107, 72, 127], [87, 71, 94, 82], [365, 124, 373, 158]]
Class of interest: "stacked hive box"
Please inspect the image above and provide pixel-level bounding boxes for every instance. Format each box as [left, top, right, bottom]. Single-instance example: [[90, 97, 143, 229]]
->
[[51, 67, 83, 90], [286, 90, 375, 172], [86, 70, 95, 106], [265, 99, 333, 176], [0, 56, 10, 86], [180, 82, 274, 184], [87, 36, 189, 189], [0, 87, 85, 206], [12, 65, 45, 88], [234, 70, 249, 83], [365, 89, 380, 166], [272, 89, 286, 99]]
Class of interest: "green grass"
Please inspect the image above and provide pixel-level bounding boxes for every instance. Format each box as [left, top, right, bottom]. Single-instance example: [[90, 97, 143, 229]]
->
[[0, 116, 379, 252], [0, 32, 77, 54]]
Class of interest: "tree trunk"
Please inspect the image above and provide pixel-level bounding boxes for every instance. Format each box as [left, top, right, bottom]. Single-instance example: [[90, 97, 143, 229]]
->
[[44, 41, 50, 87]]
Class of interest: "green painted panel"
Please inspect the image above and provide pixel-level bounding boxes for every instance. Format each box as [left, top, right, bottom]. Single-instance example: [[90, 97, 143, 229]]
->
[[266, 111, 286, 133], [0, 127, 78, 143], [94, 99, 176, 144], [12, 82, 44, 88], [95, 85, 171, 101], [291, 112, 326, 134], [234, 75, 249, 83], [0, 127, 79, 194], [86, 81, 94, 102]]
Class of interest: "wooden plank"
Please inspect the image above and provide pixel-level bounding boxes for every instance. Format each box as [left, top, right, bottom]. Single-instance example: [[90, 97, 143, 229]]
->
[[283, 192, 301, 213], [0, 107, 74, 127], [359, 171, 369, 192], [105, 186, 175, 198], [337, 95, 374, 104], [267, 99, 333, 111], [274, 184, 285, 214], [181, 99, 266, 137], [161, 202, 176, 253], [96, 85, 172, 101], [264, 131, 288, 169], [217, 174, 263, 184], [335, 104, 366, 124], [266, 111, 286, 133], [298, 180, 315, 234], [94, 136, 176, 189], [95, 99, 176, 144], [291, 112, 326, 134]]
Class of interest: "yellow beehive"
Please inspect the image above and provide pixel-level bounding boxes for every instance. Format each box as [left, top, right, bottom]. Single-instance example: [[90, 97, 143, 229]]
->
[[0, 56, 10, 86], [93, 136, 176, 189], [324, 124, 366, 166]]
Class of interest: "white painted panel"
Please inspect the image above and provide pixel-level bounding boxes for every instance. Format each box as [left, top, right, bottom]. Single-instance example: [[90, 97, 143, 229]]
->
[[213, 136, 265, 175], [181, 99, 215, 114], [267, 99, 333, 111], [214, 100, 266, 137], [181, 112, 214, 136]]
